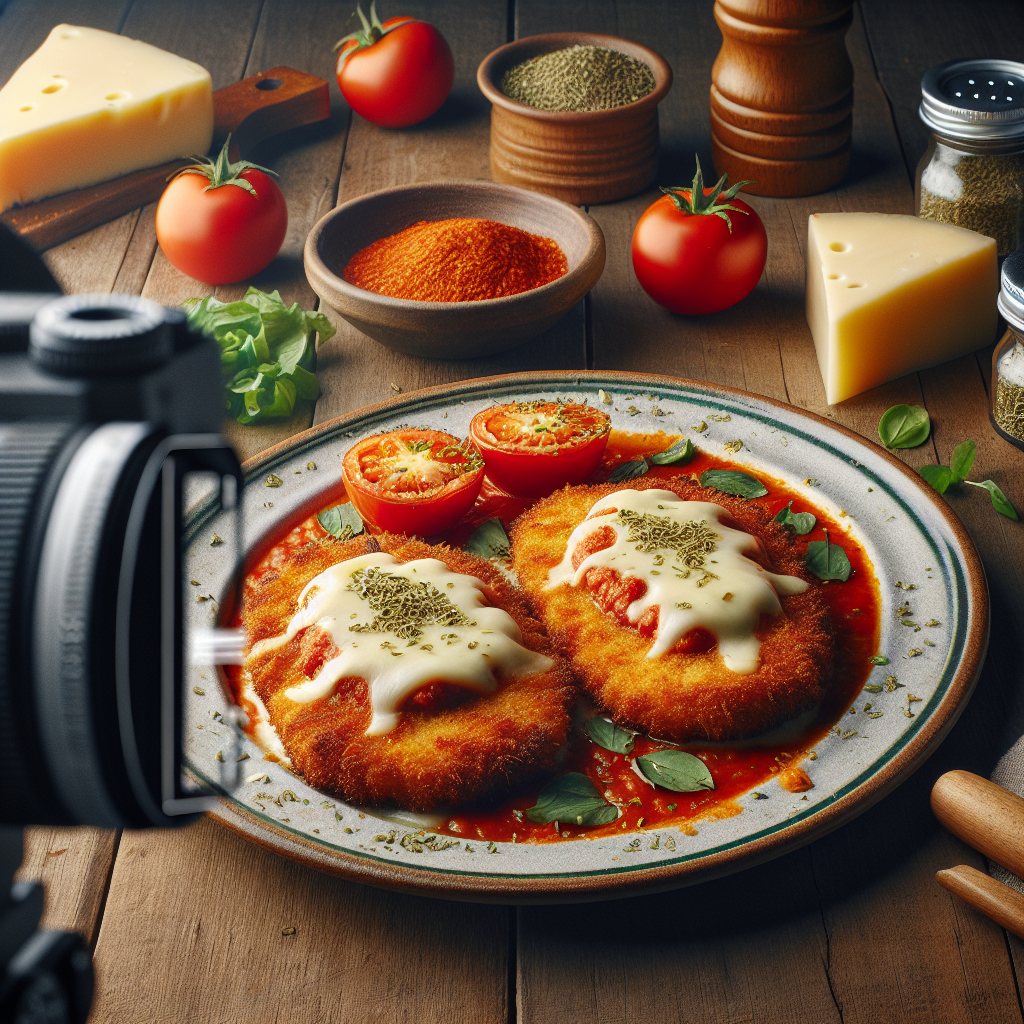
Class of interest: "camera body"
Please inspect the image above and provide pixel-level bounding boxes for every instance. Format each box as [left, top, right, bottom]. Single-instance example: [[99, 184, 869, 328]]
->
[[0, 274, 243, 1021]]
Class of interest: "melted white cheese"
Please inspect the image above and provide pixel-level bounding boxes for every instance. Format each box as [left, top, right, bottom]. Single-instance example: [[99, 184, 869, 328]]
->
[[239, 675, 292, 765], [250, 553, 552, 736], [546, 489, 808, 674]]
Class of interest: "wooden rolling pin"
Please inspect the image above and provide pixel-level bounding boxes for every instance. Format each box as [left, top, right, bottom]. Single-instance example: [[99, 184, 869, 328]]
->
[[935, 865, 1024, 940], [931, 770, 1024, 938]]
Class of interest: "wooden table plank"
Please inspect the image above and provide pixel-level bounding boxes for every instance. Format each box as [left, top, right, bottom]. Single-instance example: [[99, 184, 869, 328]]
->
[[519, 848, 843, 1024], [15, 827, 119, 948], [857, 0, 1024, 816], [565, 0, 793, 403], [312, 0, 587, 426], [84, 5, 512, 1022], [513, 2, 1024, 1022], [91, 817, 510, 1024], [508, 7, 838, 1024], [5, 4, 1024, 1023]]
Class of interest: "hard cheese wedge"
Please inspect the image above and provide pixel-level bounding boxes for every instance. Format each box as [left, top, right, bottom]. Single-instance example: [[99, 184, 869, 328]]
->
[[0, 25, 213, 212], [806, 212, 997, 404]]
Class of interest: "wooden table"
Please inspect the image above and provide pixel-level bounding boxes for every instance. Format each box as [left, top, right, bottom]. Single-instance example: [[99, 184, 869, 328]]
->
[[5, 1, 1024, 1020]]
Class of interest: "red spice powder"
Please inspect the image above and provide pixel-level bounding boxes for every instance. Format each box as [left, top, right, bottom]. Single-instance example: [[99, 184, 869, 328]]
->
[[342, 217, 568, 302]]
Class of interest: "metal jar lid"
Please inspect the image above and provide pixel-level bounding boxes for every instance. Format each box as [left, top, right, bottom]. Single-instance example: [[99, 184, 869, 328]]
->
[[920, 59, 1024, 141], [998, 247, 1024, 332]]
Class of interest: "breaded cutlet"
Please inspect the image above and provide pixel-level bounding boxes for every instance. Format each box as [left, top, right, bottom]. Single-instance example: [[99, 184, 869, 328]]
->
[[512, 477, 834, 742], [242, 533, 575, 811]]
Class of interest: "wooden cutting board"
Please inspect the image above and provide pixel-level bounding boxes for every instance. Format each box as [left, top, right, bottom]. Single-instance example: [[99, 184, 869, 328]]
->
[[0, 66, 331, 251]]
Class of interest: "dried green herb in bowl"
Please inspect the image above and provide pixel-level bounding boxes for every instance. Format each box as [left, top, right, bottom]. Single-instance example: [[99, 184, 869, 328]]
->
[[500, 44, 655, 112]]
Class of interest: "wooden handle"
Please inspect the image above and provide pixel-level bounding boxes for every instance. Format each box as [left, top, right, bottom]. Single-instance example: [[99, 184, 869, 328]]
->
[[0, 66, 330, 252], [931, 770, 1024, 878], [211, 66, 331, 161], [936, 865, 1024, 940]]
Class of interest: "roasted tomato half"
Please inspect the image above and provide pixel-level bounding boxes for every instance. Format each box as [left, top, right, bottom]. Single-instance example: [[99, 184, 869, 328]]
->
[[469, 402, 611, 498], [341, 429, 484, 536]]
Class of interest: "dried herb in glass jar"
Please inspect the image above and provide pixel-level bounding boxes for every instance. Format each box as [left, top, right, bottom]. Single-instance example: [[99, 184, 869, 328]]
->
[[916, 59, 1024, 259], [992, 247, 1024, 450]]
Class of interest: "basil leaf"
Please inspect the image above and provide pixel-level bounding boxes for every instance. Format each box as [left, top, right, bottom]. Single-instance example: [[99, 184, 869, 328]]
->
[[608, 458, 649, 483], [317, 502, 365, 540], [965, 479, 1020, 520], [526, 773, 619, 826], [949, 440, 976, 484], [878, 405, 931, 449], [774, 501, 816, 535], [805, 535, 852, 582], [868, 654, 889, 665], [649, 438, 696, 466], [463, 518, 511, 561], [699, 469, 768, 498], [919, 464, 953, 495], [584, 717, 636, 755], [635, 750, 714, 793]]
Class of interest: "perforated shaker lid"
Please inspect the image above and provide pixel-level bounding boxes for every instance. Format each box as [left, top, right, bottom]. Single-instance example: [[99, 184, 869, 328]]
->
[[998, 248, 1024, 331], [920, 59, 1024, 140]]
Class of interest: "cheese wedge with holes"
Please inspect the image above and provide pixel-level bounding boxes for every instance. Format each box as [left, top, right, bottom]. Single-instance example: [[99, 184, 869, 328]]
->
[[806, 212, 997, 404], [0, 25, 213, 212]]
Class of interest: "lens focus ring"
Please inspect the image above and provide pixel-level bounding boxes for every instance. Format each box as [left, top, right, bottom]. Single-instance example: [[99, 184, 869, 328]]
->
[[29, 293, 173, 378]]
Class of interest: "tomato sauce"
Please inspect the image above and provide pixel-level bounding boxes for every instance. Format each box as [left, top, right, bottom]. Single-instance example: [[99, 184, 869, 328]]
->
[[227, 429, 879, 845]]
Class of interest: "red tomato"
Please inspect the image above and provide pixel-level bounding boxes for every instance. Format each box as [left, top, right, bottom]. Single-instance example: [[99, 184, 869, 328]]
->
[[335, 10, 453, 128], [469, 402, 611, 498], [156, 162, 287, 286], [631, 163, 767, 316], [342, 429, 484, 536]]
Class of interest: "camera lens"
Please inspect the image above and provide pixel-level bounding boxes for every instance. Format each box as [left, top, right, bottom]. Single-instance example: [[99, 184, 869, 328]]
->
[[29, 294, 173, 378], [0, 421, 85, 825], [0, 294, 242, 829]]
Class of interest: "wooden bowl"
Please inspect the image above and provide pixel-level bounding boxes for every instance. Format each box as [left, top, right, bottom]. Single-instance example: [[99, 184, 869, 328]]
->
[[477, 33, 673, 205], [303, 180, 605, 359]]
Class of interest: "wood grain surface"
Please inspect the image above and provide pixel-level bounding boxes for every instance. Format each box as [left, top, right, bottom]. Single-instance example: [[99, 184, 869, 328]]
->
[[513, 3, 1024, 1023], [3, 1, 1024, 1022]]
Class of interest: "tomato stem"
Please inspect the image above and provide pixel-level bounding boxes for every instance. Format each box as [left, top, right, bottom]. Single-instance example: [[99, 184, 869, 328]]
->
[[660, 155, 756, 234], [173, 135, 278, 197], [333, 1, 400, 60]]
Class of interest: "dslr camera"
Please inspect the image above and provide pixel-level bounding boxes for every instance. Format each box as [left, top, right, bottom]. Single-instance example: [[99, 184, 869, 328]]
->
[[0, 226, 242, 1023]]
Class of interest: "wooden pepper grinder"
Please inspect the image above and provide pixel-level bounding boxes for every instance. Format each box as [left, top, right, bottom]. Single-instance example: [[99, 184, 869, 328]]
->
[[711, 0, 853, 197]]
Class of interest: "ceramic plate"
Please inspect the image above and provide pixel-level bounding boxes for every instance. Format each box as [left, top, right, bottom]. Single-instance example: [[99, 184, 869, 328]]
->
[[183, 372, 987, 903]]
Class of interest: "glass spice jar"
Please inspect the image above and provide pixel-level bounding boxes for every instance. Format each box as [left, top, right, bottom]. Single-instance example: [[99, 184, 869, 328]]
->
[[917, 59, 1024, 260], [992, 247, 1024, 452]]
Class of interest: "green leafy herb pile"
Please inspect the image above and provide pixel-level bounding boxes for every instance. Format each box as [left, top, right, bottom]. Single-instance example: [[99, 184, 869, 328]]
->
[[877, 406, 1018, 520], [185, 287, 336, 425]]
